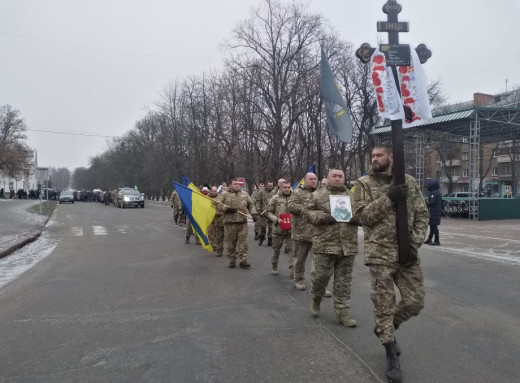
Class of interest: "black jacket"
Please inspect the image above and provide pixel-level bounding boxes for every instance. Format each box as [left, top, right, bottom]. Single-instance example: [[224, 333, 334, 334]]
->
[[426, 180, 442, 225]]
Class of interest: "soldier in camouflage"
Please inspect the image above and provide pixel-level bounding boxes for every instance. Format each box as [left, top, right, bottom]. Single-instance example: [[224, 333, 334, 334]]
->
[[289, 173, 333, 297], [265, 180, 294, 276], [288, 173, 317, 289], [251, 183, 264, 240], [217, 178, 258, 268], [207, 186, 224, 257], [352, 144, 428, 383], [169, 189, 182, 225], [303, 169, 358, 328], [257, 181, 273, 246]]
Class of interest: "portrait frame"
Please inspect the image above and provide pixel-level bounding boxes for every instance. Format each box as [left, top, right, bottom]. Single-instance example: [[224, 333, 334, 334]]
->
[[330, 195, 352, 222]]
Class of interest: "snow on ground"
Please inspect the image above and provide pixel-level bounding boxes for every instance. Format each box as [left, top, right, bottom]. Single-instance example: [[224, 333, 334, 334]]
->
[[0, 231, 58, 289]]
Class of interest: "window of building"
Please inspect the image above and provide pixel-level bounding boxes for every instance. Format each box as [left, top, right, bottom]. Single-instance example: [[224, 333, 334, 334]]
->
[[462, 152, 469, 160], [463, 186, 469, 192], [451, 169, 457, 176], [463, 169, 469, 177], [492, 167, 498, 176], [435, 170, 441, 179]]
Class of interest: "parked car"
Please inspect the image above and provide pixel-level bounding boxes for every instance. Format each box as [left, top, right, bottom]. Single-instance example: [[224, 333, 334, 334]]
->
[[58, 191, 75, 204], [117, 189, 145, 208]]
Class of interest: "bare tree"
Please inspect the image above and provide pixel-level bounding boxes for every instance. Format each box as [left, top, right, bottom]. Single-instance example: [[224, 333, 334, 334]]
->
[[0, 105, 32, 178]]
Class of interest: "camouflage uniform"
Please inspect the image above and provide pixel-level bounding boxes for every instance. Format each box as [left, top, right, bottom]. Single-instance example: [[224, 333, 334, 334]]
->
[[352, 171, 428, 344], [288, 184, 316, 283], [208, 194, 225, 255], [303, 185, 358, 314], [251, 189, 262, 237], [256, 187, 272, 241], [266, 189, 294, 274], [185, 219, 201, 245], [217, 190, 257, 263], [169, 190, 182, 224]]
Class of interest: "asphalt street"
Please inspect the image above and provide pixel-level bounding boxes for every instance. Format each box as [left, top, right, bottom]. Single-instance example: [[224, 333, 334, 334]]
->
[[0, 201, 519, 382]]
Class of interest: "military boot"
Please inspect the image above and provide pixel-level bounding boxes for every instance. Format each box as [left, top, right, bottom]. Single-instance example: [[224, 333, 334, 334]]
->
[[383, 341, 401, 383], [239, 261, 251, 269], [185, 237, 189, 244], [254, 231, 259, 240], [310, 298, 321, 317], [267, 237, 272, 246], [174, 219, 178, 225], [373, 326, 401, 356], [258, 235, 265, 246], [216, 251, 223, 257], [334, 311, 357, 327], [271, 263, 278, 275], [294, 280, 306, 290]]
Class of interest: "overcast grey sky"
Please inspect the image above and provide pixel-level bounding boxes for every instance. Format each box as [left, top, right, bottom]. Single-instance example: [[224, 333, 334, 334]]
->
[[1, 0, 518, 171]]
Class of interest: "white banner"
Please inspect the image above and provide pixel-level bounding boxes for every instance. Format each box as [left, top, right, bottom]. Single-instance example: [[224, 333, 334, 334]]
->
[[370, 45, 432, 126]]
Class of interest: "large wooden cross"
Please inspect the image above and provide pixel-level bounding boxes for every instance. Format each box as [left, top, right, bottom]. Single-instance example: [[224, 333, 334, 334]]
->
[[355, 0, 431, 266]]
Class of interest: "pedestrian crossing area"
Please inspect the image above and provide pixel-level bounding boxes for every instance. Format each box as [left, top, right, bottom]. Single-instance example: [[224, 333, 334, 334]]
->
[[64, 224, 170, 237]]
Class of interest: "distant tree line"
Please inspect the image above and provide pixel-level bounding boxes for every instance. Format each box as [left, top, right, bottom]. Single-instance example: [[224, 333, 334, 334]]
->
[[73, 0, 445, 197]]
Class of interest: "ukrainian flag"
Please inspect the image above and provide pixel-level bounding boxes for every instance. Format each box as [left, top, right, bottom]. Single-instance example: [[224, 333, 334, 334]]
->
[[292, 164, 316, 190], [173, 181, 216, 252]]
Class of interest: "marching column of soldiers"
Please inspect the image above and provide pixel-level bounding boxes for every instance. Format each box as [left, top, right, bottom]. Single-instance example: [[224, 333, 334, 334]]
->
[[170, 146, 428, 382]]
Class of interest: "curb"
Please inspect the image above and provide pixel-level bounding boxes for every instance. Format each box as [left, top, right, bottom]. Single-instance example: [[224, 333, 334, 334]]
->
[[0, 231, 42, 259], [0, 214, 51, 259]]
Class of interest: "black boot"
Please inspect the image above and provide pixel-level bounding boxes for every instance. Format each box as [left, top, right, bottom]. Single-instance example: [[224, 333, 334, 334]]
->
[[258, 235, 265, 246], [254, 231, 259, 240], [267, 237, 272, 246], [185, 237, 189, 244], [383, 341, 401, 383]]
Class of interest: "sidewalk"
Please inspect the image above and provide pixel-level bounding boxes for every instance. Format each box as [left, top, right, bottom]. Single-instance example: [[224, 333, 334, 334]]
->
[[0, 199, 49, 258]]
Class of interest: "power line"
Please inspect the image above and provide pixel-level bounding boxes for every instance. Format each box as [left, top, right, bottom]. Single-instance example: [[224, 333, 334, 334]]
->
[[26, 128, 118, 138], [0, 30, 217, 62]]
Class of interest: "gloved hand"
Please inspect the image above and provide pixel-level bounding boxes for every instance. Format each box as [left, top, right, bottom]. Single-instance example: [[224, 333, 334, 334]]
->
[[252, 214, 258, 222], [402, 243, 419, 268], [317, 213, 337, 225], [387, 184, 408, 202], [349, 216, 362, 226], [225, 206, 237, 214]]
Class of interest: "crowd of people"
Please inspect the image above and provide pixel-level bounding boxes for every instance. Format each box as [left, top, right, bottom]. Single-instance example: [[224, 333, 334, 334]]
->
[[170, 144, 430, 382]]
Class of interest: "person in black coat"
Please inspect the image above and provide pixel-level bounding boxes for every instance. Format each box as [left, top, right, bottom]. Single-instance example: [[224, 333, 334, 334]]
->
[[424, 179, 442, 245]]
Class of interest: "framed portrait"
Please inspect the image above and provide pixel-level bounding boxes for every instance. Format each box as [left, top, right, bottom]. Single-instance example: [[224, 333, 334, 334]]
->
[[330, 195, 352, 222]]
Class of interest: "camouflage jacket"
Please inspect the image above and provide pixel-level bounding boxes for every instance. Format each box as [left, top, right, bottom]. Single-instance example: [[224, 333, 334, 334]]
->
[[209, 194, 224, 226], [352, 170, 428, 266], [253, 188, 271, 215], [216, 190, 257, 224], [287, 184, 316, 241], [266, 190, 292, 235], [169, 190, 181, 209], [303, 185, 358, 256]]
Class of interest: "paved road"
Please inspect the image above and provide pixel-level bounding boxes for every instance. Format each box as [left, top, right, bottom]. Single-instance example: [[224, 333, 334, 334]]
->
[[0, 201, 519, 382]]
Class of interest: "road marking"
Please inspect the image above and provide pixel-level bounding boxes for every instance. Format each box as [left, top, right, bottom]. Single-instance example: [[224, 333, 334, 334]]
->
[[71, 227, 83, 236], [92, 226, 107, 235]]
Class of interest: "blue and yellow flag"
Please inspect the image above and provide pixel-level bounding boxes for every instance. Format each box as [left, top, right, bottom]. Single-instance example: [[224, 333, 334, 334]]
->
[[292, 164, 316, 191], [173, 181, 216, 252]]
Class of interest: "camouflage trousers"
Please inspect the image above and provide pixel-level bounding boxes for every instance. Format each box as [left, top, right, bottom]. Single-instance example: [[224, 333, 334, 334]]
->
[[293, 239, 312, 282], [271, 232, 294, 268], [208, 222, 224, 254], [173, 206, 181, 223], [369, 262, 425, 344], [255, 216, 268, 236], [185, 220, 201, 244], [311, 252, 355, 312], [224, 223, 249, 262]]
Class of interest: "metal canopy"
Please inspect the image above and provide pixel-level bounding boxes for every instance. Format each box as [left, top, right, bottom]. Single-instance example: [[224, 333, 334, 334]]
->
[[372, 106, 520, 143], [371, 104, 520, 219]]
